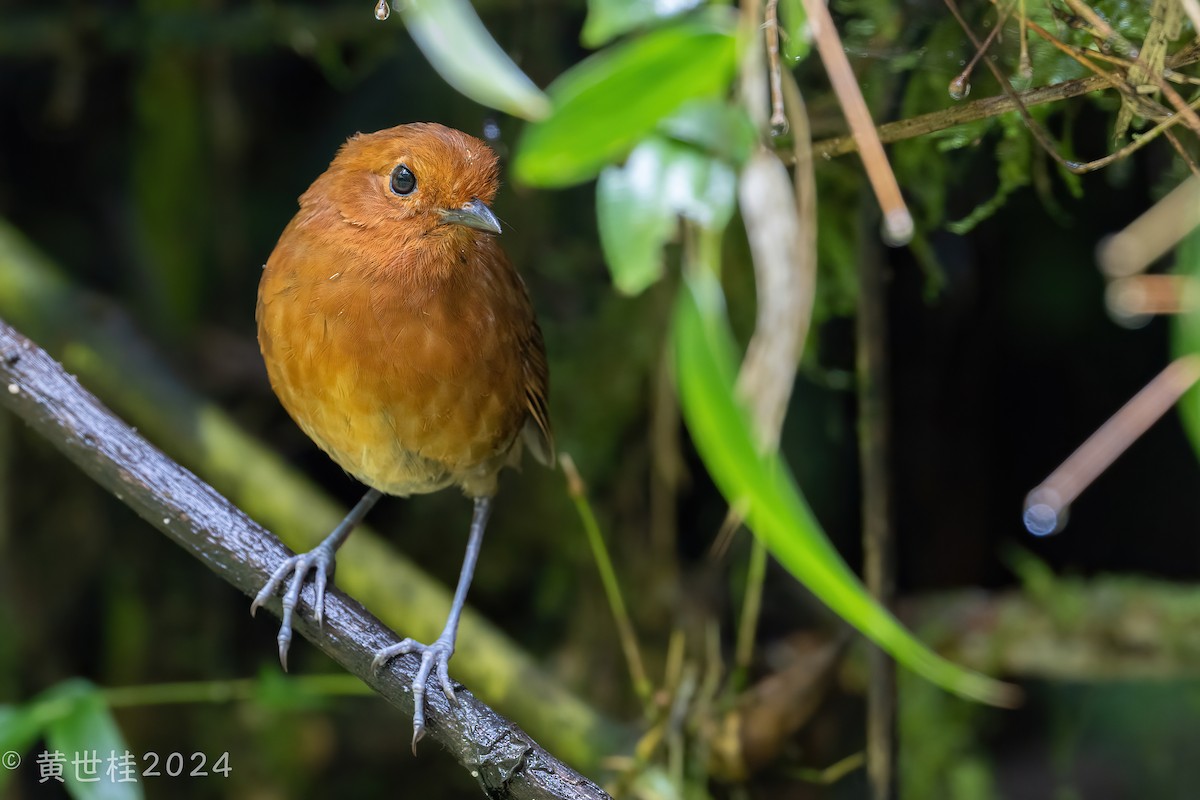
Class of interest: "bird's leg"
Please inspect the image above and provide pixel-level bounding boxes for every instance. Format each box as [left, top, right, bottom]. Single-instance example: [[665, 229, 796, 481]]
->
[[372, 495, 493, 750], [251, 488, 383, 670]]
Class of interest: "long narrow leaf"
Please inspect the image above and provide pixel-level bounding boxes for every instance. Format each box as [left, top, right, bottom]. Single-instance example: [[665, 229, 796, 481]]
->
[[400, 0, 551, 120], [1172, 226, 1200, 456], [673, 274, 1019, 707]]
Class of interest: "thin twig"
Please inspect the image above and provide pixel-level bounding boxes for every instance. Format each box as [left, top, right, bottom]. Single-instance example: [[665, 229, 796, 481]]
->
[[735, 539, 769, 673], [856, 200, 896, 800], [1059, 0, 1129, 52], [813, 72, 1104, 158], [561, 453, 653, 709], [765, 0, 787, 133], [942, 0, 1089, 172], [1024, 355, 1200, 536], [812, 41, 1200, 158], [1026, 18, 1200, 138], [1098, 175, 1200, 277], [1069, 91, 1200, 172], [801, 0, 912, 243], [952, 0, 1016, 99], [1018, 0, 1031, 78], [1105, 275, 1199, 321], [0, 316, 616, 800]]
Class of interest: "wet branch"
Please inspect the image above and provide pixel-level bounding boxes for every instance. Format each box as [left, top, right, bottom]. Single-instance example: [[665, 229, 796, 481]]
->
[[0, 316, 612, 800]]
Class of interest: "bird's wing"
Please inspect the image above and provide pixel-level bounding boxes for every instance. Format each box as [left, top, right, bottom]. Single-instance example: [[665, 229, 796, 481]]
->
[[521, 318, 555, 467]]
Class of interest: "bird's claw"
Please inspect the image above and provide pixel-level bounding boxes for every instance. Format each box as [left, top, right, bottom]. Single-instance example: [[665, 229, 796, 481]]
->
[[372, 636, 458, 751], [250, 544, 337, 671]]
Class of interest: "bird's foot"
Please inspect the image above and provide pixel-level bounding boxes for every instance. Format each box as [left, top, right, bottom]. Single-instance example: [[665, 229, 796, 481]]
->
[[372, 635, 458, 751], [250, 542, 338, 671]]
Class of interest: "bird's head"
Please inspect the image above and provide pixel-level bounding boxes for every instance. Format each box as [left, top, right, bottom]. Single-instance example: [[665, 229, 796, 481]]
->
[[309, 122, 503, 240]]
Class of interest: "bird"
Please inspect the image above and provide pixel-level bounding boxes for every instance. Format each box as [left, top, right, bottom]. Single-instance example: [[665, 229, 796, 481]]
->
[[251, 122, 553, 747]]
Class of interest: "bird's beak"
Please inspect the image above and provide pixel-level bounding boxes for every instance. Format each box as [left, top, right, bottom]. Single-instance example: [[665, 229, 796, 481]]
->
[[439, 198, 502, 235]]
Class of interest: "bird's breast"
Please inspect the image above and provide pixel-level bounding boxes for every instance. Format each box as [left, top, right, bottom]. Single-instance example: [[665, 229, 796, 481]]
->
[[257, 231, 528, 498]]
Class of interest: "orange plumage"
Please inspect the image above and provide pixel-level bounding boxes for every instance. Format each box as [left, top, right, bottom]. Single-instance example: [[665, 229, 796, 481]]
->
[[258, 123, 552, 494], [253, 122, 552, 745]]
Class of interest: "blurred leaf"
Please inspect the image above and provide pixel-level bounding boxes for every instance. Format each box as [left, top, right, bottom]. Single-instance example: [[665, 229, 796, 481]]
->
[[778, 0, 811, 62], [1172, 226, 1200, 457], [513, 14, 738, 187], [672, 271, 1018, 707], [0, 703, 43, 794], [658, 98, 758, 165], [44, 680, 142, 800], [132, 14, 207, 336], [400, 0, 551, 120], [252, 668, 337, 712], [0, 704, 42, 753], [597, 137, 736, 294], [581, 0, 704, 47]]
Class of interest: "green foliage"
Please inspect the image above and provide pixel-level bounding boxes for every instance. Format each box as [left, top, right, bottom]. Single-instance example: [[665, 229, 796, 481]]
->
[[510, 0, 1015, 707], [581, 0, 704, 47], [657, 98, 758, 165], [947, 113, 1032, 234], [1, 680, 142, 799], [900, 671, 998, 800], [777, 0, 811, 62], [399, 0, 550, 119], [513, 13, 738, 187], [1171, 227, 1200, 459], [597, 136, 737, 294], [673, 271, 1015, 706]]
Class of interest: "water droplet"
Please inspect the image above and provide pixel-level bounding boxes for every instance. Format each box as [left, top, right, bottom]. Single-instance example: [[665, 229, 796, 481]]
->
[[881, 210, 914, 247], [374, 0, 391, 21], [1023, 503, 1060, 536], [482, 118, 501, 143], [948, 76, 971, 100], [1024, 488, 1066, 536]]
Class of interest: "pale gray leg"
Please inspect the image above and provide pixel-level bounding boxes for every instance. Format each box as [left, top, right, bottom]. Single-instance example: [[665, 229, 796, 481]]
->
[[252, 488, 383, 669], [372, 495, 493, 751]]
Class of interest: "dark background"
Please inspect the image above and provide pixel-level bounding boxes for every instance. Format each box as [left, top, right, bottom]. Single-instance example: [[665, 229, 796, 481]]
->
[[3, 1, 1199, 798]]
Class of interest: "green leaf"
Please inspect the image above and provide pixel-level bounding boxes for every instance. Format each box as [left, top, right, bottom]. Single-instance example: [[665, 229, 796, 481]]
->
[[658, 98, 758, 166], [43, 680, 143, 800], [0, 704, 44, 794], [513, 14, 738, 187], [672, 272, 1020, 708], [400, 0, 551, 120], [1171, 226, 1200, 457], [0, 704, 43, 753], [778, 0, 812, 62], [581, 0, 704, 48], [597, 137, 736, 294]]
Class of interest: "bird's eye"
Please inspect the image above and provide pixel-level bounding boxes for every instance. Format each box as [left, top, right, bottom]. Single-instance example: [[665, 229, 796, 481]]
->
[[390, 164, 417, 196]]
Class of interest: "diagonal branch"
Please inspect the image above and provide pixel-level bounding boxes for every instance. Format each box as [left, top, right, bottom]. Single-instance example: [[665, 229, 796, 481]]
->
[[811, 41, 1200, 160], [0, 316, 613, 800], [0, 218, 627, 772]]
